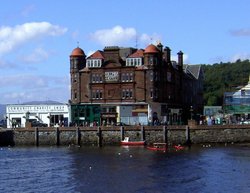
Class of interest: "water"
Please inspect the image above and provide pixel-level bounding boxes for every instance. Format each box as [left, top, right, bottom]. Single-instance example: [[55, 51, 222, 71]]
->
[[1, 145, 250, 193]]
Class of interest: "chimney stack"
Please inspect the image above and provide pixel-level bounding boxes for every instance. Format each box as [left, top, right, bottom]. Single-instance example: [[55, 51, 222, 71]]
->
[[177, 51, 183, 70], [177, 51, 183, 65], [164, 47, 171, 63]]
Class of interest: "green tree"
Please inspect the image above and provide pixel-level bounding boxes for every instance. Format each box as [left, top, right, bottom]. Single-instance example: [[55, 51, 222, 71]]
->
[[202, 59, 250, 106]]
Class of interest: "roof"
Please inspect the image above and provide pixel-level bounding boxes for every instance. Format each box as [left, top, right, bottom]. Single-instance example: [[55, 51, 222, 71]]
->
[[70, 47, 85, 57], [127, 49, 144, 58], [87, 50, 104, 59], [144, 44, 159, 54], [183, 64, 202, 79]]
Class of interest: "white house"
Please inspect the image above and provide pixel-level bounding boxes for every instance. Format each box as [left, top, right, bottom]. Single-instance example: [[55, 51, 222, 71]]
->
[[6, 101, 69, 128]]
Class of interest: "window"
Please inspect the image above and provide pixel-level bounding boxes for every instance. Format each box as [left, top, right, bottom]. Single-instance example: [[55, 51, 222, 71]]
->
[[149, 57, 153, 65], [121, 73, 125, 82], [92, 74, 96, 83], [92, 74, 103, 83], [129, 73, 133, 82], [150, 88, 153, 98], [73, 74, 77, 82], [92, 90, 103, 100], [137, 58, 141, 66], [126, 59, 130, 66], [134, 59, 137, 66], [122, 89, 133, 99], [87, 60, 90, 67], [122, 89, 126, 99], [150, 72, 154, 81]]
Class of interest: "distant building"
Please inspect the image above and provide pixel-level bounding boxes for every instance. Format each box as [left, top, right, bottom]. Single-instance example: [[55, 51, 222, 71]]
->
[[6, 101, 69, 128], [204, 106, 222, 116], [69, 43, 203, 126], [224, 75, 250, 118]]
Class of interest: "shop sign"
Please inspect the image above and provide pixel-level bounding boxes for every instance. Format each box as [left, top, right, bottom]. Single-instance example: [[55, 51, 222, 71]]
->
[[7, 105, 68, 113]]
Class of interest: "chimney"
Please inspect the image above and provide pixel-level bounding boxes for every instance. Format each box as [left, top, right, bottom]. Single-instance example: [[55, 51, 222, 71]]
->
[[103, 46, 120, 63], [177, 51, 183, 65], [177, 51, 183, 71], [157, 42, 163, 52], [164, 47, 171, 63]]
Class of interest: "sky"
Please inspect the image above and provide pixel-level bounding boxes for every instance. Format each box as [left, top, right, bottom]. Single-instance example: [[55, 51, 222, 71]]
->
[[0, 0, 250, 104]]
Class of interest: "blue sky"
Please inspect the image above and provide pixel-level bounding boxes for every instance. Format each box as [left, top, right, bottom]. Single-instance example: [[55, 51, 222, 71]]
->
[[0, 0, 250, 104]]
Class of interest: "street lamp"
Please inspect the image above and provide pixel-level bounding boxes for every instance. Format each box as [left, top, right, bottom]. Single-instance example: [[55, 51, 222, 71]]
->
[[190, 106, 193, 120]]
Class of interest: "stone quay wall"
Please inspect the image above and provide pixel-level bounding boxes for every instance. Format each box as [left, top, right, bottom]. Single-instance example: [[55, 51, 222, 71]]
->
[[1, 124, 250, 146]]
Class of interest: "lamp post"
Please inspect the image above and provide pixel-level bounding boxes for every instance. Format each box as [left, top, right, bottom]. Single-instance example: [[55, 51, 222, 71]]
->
[[190, 106, 193, 120]]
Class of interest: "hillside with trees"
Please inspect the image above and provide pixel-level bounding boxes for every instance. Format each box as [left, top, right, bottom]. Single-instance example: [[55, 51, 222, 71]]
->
[[203, 59, 250, 106]]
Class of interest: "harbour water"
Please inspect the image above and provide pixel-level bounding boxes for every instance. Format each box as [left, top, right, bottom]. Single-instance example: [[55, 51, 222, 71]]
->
[[0, 144, 250, 193]]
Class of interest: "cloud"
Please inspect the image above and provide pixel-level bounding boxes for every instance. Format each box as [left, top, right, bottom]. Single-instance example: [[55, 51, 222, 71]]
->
[[0, 22, 67, 56], [0, 74, 69, 104], [89, 25, 162, 48], [230, 29, 250, 36], [86, 50, 95, 57], [0, 74, 69, 89], [2, 86, 69, 104], [231, 53, 250, 62], [139, 33, 162, 46], [0, 60, 20, 69], [20, 47, 49, 63], [90, 25, 136, 46]]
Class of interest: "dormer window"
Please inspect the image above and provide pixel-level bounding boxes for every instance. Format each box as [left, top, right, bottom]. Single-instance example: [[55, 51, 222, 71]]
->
[[87, 59, 102, 68], [126, 58, 142, 66]]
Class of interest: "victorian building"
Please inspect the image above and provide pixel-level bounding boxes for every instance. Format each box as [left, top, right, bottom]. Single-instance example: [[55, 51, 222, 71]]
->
[[69, 43, 203, 126]]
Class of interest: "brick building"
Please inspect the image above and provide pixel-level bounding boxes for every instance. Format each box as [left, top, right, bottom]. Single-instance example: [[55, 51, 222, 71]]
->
[[69, 43, 203, 126]]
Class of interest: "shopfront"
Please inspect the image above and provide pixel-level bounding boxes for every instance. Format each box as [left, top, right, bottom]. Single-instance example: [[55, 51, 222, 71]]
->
[[6, 103, 69, 128]]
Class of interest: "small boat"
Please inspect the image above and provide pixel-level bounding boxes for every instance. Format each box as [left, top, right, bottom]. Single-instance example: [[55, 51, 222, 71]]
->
[[147, 143, 167, 151], [173, 145, 184, 150], [120, 137, 145, 146]]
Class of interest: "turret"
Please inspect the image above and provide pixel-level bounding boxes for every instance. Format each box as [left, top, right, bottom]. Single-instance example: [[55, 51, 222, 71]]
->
[[70, 47, 86, 72]]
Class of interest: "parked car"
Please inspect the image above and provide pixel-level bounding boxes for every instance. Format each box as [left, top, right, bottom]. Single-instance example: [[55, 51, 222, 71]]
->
[[31, 120, 47, 127]]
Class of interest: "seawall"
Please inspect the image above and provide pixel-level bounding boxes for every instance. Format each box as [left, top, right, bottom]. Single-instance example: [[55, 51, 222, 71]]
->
[[2, 124, 250, 146]]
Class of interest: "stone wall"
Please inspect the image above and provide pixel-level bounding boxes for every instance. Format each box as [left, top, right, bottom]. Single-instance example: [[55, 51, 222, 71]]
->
[[1, 124, 250, 146]]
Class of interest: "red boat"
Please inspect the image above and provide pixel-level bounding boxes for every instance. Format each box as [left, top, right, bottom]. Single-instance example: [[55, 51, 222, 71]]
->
[[173, 145, 184, 150], [120, 137, 145, 146], [147, 143, 167, 151]]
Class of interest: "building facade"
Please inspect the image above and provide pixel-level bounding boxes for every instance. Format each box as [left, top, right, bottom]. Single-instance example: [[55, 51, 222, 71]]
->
[[224, 76, 250, 122], [6, 102, 69, 128], [69, 43, 203, 126]]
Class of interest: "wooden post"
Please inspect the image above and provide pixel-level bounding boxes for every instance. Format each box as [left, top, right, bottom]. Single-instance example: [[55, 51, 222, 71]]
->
[[35, 127, 39, 146], [163, 126, 168, 144], [56, 127, 60, 146], [141, 126, 145, 141], [120, 126, 124, 141], [185, 126, 191, 145], [76, 127, 81, 146], [97, 127, 102, 147]]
